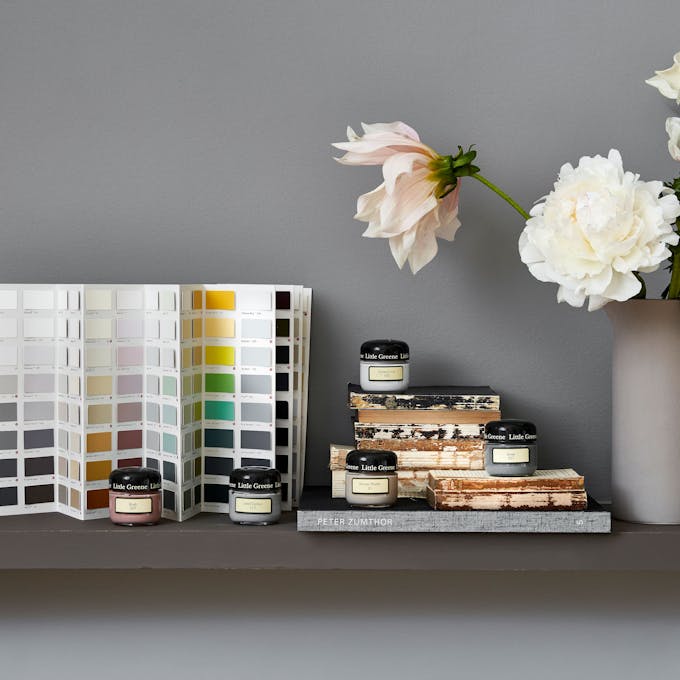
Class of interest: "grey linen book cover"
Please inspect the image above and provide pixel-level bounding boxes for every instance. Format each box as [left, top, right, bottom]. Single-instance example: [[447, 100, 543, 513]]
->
[[297, 487, 611, 533]]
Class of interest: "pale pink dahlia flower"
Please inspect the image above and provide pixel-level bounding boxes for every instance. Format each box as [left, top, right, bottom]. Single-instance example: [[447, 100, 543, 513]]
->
[[333, 122, 461, 274]]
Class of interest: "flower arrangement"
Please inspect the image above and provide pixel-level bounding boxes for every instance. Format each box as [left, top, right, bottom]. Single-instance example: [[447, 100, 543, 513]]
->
[[333, 53, 680, 310]]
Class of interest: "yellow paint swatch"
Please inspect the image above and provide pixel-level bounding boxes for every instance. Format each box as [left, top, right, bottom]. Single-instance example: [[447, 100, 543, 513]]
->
[[87, 375, 112, 397], [193, 346, 202, 365], [192, 319, 203, 338], [86, 459, 112, 481], [182, 347, 192, 368], [181, 319, 192, 340], [206, 290, 235, 310], [205, 345, 234, 366], [87, 432, 112, 453], [88, 404, 112, 425], [205, 317, 235, 338], [193, 290, 203, 309]]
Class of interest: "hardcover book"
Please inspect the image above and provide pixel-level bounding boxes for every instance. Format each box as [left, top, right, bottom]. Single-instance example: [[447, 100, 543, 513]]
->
[[348, 384, 501, 411], [427, 487, 588, 511], [428, 468, 585, 492], [297, 487, 610, 533], [354, 409, 501, 425], [331, 447, 484, 471]]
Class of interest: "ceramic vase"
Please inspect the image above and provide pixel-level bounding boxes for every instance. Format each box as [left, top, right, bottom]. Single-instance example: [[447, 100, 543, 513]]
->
[[606, 300, 680, 523]]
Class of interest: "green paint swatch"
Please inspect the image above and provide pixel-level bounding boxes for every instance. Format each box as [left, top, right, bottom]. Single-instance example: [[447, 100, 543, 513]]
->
[[205, 373, 235, 393], [205, 400, 234, 421], [162, 376, 177, 397]]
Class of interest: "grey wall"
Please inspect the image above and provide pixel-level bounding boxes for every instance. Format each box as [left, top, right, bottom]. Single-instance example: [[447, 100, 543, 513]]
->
[[2, 2, 680, 678], [3, 0, 679, 498]]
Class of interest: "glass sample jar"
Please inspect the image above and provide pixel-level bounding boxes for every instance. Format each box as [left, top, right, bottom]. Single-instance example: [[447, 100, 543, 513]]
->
[[108, 467, 162, 526], [359, 339, 410, 392], [345, 450, 398, 508], [484, 420, 538, 477], [229, 467, 282, 525]]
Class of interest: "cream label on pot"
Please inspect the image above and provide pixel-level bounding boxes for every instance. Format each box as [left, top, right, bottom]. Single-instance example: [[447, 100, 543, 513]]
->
[[492, 447, 530, 463], [368, 366, 404, 381], [235, 497, 273, 514], [352, 477, 390, 494], [114, 497, 153, 514]]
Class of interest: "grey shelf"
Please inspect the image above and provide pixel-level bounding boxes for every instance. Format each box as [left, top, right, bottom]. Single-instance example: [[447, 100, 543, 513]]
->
[[1, 500, 679, 571]]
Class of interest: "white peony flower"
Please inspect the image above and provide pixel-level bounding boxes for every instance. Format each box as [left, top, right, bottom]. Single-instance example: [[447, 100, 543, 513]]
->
[[519, 149, 680, 311], [333, 122, 462, 274], [667, 117, 680, 161], [646, 51, 680, 103]]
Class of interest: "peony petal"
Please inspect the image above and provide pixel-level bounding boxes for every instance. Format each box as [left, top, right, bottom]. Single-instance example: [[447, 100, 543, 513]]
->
[[557, 285, 586, 308]]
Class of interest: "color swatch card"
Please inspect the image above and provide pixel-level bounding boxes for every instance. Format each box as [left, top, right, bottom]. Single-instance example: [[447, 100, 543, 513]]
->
[[0, 284, 311, 520]]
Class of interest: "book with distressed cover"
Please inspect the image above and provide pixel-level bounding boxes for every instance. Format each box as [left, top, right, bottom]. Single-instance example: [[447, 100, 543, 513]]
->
[[348, 384, 501, 411], [355, 409, 501, 425], [428, 469, 585, 492], [427, 487, 588, 511], [329, 444, 484, 471], [297, 487, 610, 533]]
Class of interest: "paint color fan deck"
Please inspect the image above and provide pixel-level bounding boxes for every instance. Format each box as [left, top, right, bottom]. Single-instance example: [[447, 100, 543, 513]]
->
[[0, 284, 311, 521]]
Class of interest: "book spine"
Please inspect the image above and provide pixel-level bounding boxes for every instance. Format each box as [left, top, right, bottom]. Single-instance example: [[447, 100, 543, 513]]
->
[[426, 488, 588, 511], [349, 393, 501, 411], [355, 410, 501, 425], [356, 438, 483, 452], [332, 470, 429, 499], [330, 449, 484, 471], [297, 508, 611, 533], [355, 423, 484, 440], [429, 474, 585, 493]]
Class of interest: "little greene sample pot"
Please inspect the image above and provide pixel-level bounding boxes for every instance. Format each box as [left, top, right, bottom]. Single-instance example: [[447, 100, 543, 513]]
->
[[484, 420, 538, 476], [228, 466, 282, 525], [345, 449, 398, 507], [108, 466, 162, 525], [359, 339, 410, 392]]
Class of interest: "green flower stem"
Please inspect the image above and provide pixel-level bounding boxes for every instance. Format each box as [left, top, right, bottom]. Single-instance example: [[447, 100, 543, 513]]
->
[[472, 173, 531, 221]]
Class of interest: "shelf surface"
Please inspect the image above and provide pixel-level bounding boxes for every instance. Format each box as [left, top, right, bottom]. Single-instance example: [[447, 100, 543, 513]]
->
[[1, 489, 680, 570]]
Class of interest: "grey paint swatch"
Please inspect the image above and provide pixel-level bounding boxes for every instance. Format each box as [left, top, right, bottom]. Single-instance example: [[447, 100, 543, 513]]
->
[[24, 374, 54, 393], [241, 430, 271, 451], [24, 401, 54, 421], [0, 375, 18, 394], [241, 375, 271, 394], [0, 431, 18, 450], [24, 429, 54, 449], [0, 402, 18, 422], [241, 403, 272, 423], [0, 458, 18, 477], [0, 487, 18, 506]]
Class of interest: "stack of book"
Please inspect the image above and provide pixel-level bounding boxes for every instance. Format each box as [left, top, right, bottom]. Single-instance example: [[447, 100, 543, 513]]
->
[[427, 469, 587, 510], [330, 384, 501, 498]]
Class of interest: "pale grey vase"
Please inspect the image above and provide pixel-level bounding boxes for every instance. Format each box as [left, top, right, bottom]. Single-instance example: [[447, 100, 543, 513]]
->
[[606, 300, 680, 523]]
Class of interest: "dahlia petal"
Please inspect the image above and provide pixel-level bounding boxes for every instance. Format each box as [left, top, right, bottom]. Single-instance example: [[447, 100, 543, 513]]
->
[[388, 234, 409, 269], [361, 121, 421, 141], [407, 230, 439, 275], [383, 153, 429, 194]]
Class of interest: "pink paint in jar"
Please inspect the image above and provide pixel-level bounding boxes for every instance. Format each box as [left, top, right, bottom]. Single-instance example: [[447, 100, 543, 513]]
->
[[108, 467, 162, 526]]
